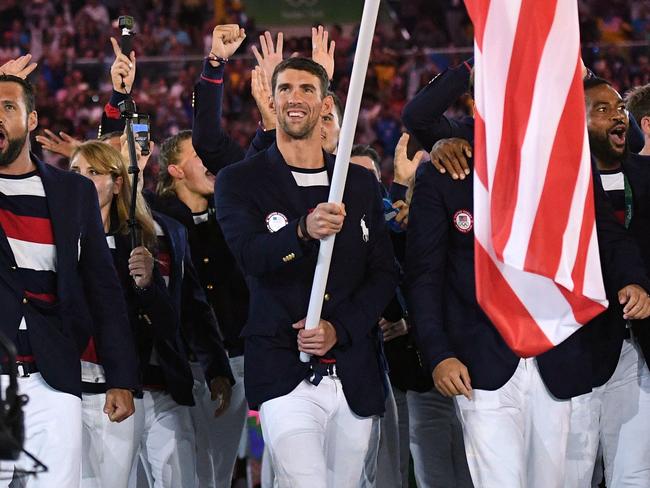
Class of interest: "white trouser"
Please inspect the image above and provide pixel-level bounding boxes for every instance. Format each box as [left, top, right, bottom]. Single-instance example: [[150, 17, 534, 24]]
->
[[455, 358, 571, 488], [361, 377, 402, 488], [131, 391, 197, 488], [259, 377, 374, 488], [190, 356, 248, 488], [81, 393, 143, 488], [407, 387, 473, 488], [565, 338, 650, 488], [0, 373, 82, 488]]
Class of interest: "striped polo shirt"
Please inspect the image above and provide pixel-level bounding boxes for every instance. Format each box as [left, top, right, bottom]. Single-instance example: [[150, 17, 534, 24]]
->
[[0, 171, 57, 359]]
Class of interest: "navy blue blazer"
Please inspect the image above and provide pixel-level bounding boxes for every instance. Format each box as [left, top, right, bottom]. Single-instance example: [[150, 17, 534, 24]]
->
[[405, 159, 650, 400], [153, 212, 233, 387], [215, 143, 399, 416], [0, 157, 139, 397]]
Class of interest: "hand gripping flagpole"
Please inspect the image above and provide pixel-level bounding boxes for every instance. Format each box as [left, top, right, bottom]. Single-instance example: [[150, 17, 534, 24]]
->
[[300, 0, 381, 363]]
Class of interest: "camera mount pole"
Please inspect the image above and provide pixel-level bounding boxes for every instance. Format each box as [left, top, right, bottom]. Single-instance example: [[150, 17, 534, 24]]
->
[[118, 99, 141, 251]]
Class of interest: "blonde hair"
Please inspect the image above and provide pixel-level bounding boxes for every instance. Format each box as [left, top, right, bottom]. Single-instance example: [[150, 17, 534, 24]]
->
[[70, 141, 157, 249], [156, 130, 193, 197]]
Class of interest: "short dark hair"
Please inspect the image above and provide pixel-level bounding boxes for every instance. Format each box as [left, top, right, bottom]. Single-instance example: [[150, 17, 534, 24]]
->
[[0, 74, 35, 113], [327, 90, 344, 122], [271, 58, 329, 98], [583, 76, 611, 92], [98, 130, 122, 142], [351, 144, 381, 174], [625, 84, 650, 126]]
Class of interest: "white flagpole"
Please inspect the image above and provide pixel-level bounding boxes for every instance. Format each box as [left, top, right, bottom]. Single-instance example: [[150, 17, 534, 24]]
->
[[300, 0, 381, 363]]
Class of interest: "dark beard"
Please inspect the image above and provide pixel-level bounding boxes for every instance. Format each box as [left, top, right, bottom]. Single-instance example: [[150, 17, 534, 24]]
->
[[588, 131, 627, 168], [278, 114, 317, 140], [0, 131, 28, 167]]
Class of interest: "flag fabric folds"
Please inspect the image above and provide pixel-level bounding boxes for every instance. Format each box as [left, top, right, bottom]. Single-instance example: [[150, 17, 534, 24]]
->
[[464, 0, 608, 357]]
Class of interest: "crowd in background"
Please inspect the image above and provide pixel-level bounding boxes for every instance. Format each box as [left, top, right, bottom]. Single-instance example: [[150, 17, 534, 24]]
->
[[1, 0, 649, 184]]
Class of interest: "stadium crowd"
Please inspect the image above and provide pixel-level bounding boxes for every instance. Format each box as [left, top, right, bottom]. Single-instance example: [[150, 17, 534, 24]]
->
[[0, 1, 649, 488]]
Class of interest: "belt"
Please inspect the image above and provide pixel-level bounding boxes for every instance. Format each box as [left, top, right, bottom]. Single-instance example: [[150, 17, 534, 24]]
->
[[307, 360, 337, 386], [1, 361, 39, 377]]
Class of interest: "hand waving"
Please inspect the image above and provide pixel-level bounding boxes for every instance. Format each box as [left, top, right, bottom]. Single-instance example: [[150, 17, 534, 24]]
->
[[252, 31, 284, 80], [311, 25, 335, 81]]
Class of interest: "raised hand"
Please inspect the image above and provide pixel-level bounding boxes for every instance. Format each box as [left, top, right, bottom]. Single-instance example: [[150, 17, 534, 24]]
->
[[251, 66, 276, 130], [252, 31, 284, 80], [430, 137, 473, 180], [210, 24, 246, 64], [311, 25, 335, 81], [35, 130, 81, 158], [0, 54, 38, 79], [393, 133, 425, 185], [110, 37, 136, 94]]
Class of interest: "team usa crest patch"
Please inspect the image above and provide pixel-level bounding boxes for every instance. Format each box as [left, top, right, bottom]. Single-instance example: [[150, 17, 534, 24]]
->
[[453, 210, 473, 233], [266, 212, 288, 232]]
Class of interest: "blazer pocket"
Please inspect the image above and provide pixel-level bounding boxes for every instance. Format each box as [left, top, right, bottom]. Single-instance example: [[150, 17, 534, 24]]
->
[[240, 320, 280, 338]]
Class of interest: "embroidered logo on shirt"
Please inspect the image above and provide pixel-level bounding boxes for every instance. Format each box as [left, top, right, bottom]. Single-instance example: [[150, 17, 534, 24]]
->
[[266, 212, 288, 233], [360, 215, 369, 242], [453, 210, 473, 233]]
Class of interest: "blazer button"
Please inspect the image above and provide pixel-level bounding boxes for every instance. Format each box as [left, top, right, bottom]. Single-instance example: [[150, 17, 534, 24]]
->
[[203, 257, 210, 264], [22, 298, 28, 304], [207, 284, 214, 290], [10, 266, 16, 270], [324, 293, 330, 301]]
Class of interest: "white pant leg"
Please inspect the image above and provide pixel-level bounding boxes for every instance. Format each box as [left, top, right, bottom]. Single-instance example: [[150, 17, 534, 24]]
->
[[259, 380, 330, 488], [393, 387, 410, 488], [323, 377, 374, 488], [456, 359, 571, 488], [407, 387, 473, 488], [191, 356, 248, 488], [0, 373, 81, 488], [601, 339, 650, 487], [260, 445, 275, 488], [564, 390, 602, 488], [526, 360, 571, 488], [138, 391, 197, 488], [81, 393, 143, 488]]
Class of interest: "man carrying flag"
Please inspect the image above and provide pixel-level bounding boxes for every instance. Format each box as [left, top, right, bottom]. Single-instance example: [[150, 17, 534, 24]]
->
[[405, 0, 650, 486]]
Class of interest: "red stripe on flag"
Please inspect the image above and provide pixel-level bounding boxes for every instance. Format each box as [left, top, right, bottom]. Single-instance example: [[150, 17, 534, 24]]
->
[[0, 209, 54, 245], [489, 0, 558, 261], [524, 60, 585, 276], [463, 0, 492, 51], [475, 241, 554, 357]]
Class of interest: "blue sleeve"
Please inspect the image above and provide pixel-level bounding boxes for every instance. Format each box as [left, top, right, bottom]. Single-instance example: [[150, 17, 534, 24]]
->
[[404, 163, 456, 372], [401, 58, 474, 151], [192, 61, 246, 175]]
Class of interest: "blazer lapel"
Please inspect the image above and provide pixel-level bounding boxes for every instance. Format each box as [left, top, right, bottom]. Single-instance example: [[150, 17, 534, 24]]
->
[[35, 158, 74, 281], [266, 143, 310, 214]]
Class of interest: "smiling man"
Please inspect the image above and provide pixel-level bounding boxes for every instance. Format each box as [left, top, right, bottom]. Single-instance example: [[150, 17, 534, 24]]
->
[[216, 57, 398, 487], [563, 77, 650, 487]]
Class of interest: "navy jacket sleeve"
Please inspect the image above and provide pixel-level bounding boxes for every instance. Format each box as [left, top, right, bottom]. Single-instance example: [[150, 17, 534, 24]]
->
[[134, 265, 178, 340], [80, 180, 139, 390], [98, 91, 128, 138], [592, 164, 650, 294], [216, 163, 311, 278], [245, 127, 276, 159], [325, 176, 400, 346], [401, 59, 473, 151], [181, 241, 234, 385], [193, 61, 246, 175], [404, 163, 456, 372]]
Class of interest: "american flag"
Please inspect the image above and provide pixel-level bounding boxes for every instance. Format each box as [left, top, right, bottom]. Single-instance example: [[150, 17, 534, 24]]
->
[[464, 0, 608, 357]]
